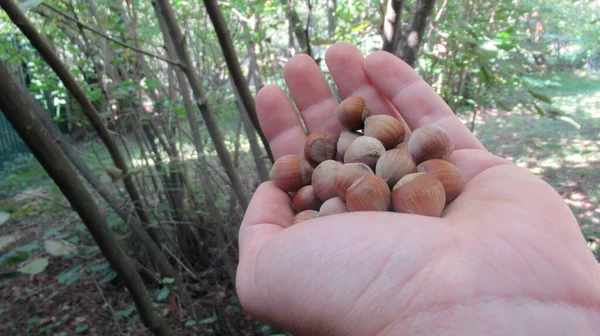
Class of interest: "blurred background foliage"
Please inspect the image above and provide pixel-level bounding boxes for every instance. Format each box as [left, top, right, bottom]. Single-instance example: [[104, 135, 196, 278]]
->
[[0, 0, 598, 334]]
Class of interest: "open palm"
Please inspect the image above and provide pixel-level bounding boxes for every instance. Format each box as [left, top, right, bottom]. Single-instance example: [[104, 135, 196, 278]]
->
[[236, 42, 600, 335]]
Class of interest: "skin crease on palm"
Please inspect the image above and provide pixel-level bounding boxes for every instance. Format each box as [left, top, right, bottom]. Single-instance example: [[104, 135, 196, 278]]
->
[[235, 42, 600, 335]]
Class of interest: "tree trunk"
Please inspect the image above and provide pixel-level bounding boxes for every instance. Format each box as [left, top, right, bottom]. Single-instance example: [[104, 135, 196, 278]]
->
[[0, 0, 161, 244], [0, 58, 176, 336], [397, 0, 435, 67], [382, 0, 404, 53], [202, 0, 274, 164], [151, 0, 250, 211], [327, 0, 337, 38]]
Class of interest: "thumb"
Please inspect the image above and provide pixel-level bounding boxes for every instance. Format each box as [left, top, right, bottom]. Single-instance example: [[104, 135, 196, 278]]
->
[[236, 181, 294, 302]]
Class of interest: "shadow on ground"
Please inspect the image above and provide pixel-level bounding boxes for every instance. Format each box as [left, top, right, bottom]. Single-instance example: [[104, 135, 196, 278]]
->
[[462, 70, 600, 245]]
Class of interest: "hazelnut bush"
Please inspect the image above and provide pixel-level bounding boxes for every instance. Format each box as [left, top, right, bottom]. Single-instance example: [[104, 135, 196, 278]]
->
[[268, 96, 463, 224]]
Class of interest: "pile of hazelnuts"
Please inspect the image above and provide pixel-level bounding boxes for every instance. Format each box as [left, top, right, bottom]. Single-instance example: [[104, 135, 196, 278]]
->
[[269, 96, 463, 224]]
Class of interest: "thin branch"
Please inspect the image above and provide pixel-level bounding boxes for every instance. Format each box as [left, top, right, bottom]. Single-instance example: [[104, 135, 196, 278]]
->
[[40, 3, 181, 67]]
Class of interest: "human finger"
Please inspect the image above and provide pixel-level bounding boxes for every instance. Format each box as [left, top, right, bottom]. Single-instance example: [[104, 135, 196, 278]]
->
[[256, 84, 308, 160], [283, 54, 344, 137], [325, 42, 406, 126], [364, 51, 485, 151]]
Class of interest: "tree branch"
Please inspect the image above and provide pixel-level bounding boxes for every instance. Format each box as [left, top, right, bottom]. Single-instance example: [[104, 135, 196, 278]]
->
[[40, 3, 181, 66]]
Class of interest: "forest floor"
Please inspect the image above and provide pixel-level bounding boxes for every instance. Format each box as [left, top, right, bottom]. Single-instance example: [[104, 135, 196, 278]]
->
[[1, 69, 599, 335]]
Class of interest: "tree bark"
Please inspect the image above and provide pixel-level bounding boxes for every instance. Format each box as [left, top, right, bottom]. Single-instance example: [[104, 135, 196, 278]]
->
[[202, 0, 274, 164], [0, 0, 161, 244], [151, 0, 250, 211], [397, 0, 435, 67], [327, 0, 337, 38], [280, 0, 311, 56], [0, 58, 176, 336], [382, 0, 404, 53]]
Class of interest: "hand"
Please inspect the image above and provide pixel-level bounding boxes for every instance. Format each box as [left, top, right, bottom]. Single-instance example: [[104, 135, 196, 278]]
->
[[235, 42, 600, 335]]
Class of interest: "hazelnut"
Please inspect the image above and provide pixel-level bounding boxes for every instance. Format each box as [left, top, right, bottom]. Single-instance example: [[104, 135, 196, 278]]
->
[[407, 125, 453, 164], [312, 160, 343, 201], [416, 159, 462, 204], [343, 136, 385, 170], [375, 148, 417, 188], [334, 96, 370, 130], [304, 131, 337, 166], [363, 115, 405, 149], [336, 131, 362, 161], [346, 174, 391, 212], [270, 155, 313, 192], [391, 172, 446, 217], [293, 210, 319, 224], [334, 162, 374, 200], [319, 197, 349, 216], [292, 185, 323, 212]]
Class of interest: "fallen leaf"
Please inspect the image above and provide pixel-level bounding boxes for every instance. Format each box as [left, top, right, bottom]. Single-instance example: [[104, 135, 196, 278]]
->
[[0, 233, 19, 251], [44, 240, 77, 256], [19, 258, 49, 275], [0, 212, 10, 226]]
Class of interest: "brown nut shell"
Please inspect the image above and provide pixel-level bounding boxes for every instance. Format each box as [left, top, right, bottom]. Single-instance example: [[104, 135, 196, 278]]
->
[[407, 125, 453, 164], [319, 197, 349, 216], [292, 185, 323, 212], [363, 115, 405, 149], [416, 159, 462, 204], [334, 96, 371, 130], [346, 174, 391, 212], [270, 155, 313, 192], [375, 148, 417, 188], [312, 160, 343, 201], [304, 132, 337, 166], [391, 172, 446, 217], [343, 136, 385, 170], [293, 210, 319, 224], [334, 162, 374, 200], [336, 131, 362, 161]]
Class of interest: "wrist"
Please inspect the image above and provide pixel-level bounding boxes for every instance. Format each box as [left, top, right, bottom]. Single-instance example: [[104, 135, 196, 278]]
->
[[378, 295, 600, 335]]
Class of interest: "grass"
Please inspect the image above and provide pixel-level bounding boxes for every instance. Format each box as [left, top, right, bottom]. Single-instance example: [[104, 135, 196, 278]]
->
[[462, 70, 600, 247]]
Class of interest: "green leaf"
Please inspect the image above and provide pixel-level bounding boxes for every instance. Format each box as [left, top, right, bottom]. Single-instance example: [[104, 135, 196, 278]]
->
[[156, 287, 170, 301], [0, 271, 24, 281], [161, 277, 175, 284], [0, 212, 10, 226], [18, 257, 49, 275], [18, 0, 44, 12], [57, 264, 82, 284], [75, 324, 89, 333], [88, 262, 110, 273], [532, 102, 545, 116], [100, 270, 117, 285], [198, 316, 217, 325], [527, 89, 553, 104], [185, 320, 197, 327], [16, 241, 40, 252]]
